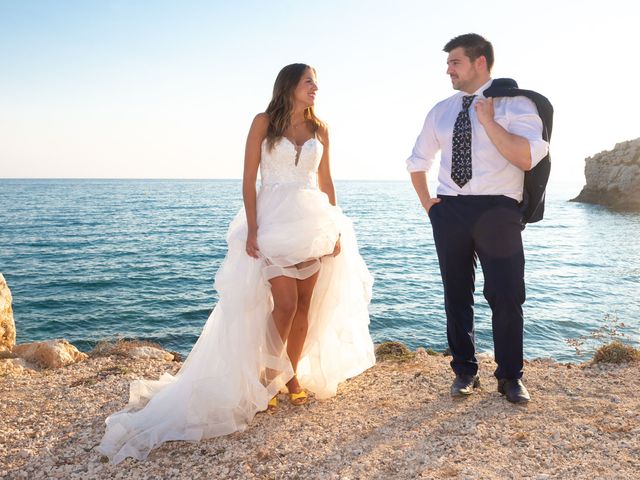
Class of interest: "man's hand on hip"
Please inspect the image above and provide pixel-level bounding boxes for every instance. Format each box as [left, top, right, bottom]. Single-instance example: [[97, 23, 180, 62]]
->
[[425, 197, 441, 214]]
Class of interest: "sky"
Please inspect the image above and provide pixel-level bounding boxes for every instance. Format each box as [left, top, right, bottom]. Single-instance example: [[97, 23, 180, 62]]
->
[[1, 0, 639, 187]]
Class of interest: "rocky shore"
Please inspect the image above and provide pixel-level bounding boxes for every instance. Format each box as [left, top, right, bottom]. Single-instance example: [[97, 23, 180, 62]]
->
[[572, 137, 640, 210], [3, 274, 640, 478], [2, 342, 639, 479]]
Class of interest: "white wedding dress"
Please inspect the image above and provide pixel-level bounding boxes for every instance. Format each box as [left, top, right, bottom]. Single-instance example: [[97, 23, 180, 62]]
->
[[98, 135, 376, 464]]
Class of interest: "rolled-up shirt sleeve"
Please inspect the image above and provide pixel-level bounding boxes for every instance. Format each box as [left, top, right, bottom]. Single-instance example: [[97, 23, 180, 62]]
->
[[406, 108, 440, 172], [506, 96, 549, 169]]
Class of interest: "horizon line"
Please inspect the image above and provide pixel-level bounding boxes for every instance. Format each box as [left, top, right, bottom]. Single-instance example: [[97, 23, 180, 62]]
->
[[0, 177, 410, 182], [0, 177, 584, 185]]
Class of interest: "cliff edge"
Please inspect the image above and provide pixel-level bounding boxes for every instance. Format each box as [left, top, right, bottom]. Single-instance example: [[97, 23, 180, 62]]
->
[[572, 138, 640, 210]]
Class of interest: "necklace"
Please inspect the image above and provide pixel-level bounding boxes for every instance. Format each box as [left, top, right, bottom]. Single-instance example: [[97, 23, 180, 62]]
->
[[290, 119, 306, 129]]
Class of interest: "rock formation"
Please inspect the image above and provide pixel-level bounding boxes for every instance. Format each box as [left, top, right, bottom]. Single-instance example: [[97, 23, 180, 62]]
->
[[572, 138, 640, 210], [90, 339, 176, 361], [0, 358, 32, 376], [0, 273, 16, 353], [12, 339, 89, 369], [127, 346, 174, 362]]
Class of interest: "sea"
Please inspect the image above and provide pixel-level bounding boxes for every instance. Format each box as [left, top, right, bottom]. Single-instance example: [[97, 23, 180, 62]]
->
[[1, 179, 638, 362]]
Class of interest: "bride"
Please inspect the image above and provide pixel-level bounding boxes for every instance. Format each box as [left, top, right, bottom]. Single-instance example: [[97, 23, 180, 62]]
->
[[98, 63, 376, 464]]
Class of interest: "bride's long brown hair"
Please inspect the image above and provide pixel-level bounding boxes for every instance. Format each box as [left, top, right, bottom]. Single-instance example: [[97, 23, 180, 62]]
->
[[265, 63, 323, 150]]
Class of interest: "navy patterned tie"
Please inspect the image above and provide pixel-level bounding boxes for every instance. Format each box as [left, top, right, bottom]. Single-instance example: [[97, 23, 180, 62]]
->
[[451, 95, 476, 187]]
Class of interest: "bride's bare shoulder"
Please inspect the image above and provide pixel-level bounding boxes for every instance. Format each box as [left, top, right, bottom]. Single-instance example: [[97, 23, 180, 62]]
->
[[248, 113, 270, 141], [253, 113, 270, 128], [316, 121, 330, 145]]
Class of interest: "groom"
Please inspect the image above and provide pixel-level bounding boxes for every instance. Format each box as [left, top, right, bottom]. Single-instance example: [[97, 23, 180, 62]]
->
[[407, 33, 549, 403]]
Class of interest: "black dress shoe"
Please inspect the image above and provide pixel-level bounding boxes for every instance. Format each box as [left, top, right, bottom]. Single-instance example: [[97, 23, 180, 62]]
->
[[450, 374, 480, 397], [497, 378, 530, 404]]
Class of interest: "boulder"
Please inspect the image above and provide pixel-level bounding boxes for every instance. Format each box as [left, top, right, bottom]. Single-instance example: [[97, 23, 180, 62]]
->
[[127, 346, 174, 362], [90, 340, 176, 361], [0, 273, 16, 353], [572, 138, 640, 210], [13, 339, 88, 369], [0, 358, 36, 376]]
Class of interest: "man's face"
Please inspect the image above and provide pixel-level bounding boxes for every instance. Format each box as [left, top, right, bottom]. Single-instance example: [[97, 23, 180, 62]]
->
[[446, 47, 483, 93]]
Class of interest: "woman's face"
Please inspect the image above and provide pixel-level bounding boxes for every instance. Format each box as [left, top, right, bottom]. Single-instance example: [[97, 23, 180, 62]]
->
[[292, 68, 318, 109]]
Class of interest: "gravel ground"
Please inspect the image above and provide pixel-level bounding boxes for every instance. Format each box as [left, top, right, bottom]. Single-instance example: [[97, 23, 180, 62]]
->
[[1, 350, 639, 479]]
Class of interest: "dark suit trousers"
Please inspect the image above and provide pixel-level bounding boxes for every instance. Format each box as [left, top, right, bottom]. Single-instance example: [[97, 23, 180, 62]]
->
[[428, 195, 525, 380]]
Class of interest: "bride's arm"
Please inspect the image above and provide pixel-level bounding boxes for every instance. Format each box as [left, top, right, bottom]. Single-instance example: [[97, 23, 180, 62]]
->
[[317, 123, 336, 206], [317, 123, 341, 256], [243, 113, 268, 258]]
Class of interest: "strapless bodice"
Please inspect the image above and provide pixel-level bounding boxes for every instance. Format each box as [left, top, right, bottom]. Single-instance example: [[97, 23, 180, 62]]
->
[[260, 137, 323, 188]]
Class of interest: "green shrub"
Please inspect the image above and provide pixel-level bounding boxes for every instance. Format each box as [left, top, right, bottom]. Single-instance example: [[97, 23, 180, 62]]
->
[[566, 313, 632, 358], [375, 341, 415, 362], [593, 341, 640, 364]]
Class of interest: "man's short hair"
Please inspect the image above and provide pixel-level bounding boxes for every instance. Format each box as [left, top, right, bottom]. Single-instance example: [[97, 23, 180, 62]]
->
[[444, 33, 494, 72]]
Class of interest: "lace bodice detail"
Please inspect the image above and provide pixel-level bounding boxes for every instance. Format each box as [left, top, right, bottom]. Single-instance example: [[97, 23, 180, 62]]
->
[[260, 137, 323, 188]]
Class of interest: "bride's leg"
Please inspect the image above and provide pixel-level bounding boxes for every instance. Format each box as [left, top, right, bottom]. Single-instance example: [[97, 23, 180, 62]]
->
[[260, 275, 298, 394], [269, 275, 298, 341], [286, 268, 319, 394]]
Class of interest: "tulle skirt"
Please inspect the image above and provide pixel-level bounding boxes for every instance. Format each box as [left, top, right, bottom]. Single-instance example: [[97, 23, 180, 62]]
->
[[98, 183, 376, 464]]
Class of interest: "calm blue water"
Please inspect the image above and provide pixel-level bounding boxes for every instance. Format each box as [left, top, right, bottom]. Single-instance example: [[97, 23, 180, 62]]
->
[[1, 179, 638, 362]]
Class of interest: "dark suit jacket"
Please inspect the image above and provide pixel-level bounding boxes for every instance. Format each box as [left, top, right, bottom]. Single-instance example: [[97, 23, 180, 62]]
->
[[483, 78, 553, 225]]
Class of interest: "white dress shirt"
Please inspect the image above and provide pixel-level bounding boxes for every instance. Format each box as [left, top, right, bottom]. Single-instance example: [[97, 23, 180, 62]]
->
[[406, 79, 549, 202]]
